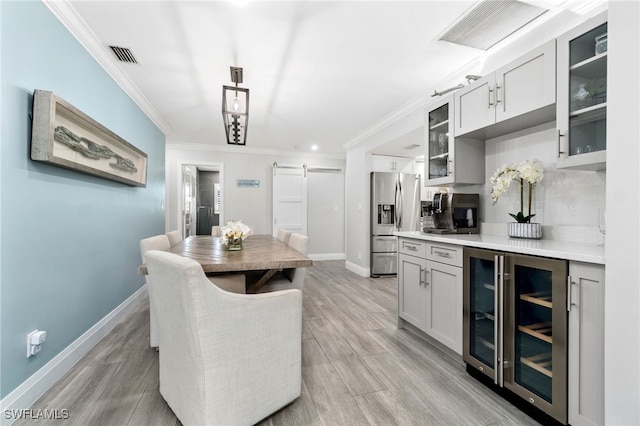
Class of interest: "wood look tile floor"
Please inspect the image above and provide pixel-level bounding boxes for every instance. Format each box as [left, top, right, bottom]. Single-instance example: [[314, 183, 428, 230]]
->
[[17, 261, 539, 425]]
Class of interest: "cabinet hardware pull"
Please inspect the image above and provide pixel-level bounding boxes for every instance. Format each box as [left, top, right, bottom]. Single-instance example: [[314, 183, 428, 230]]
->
[[496, 84, 502, 105], [557, 130, 566, 158], [433, 250, 451, 257], [419, 268, 425, 286], [488, 87, 494, 107], [493, 255, 500, 386], [448, 158, 453, 176], [406, 245, 417, 251], [567, 276, 577, 312], [425, 269, 430, 285]]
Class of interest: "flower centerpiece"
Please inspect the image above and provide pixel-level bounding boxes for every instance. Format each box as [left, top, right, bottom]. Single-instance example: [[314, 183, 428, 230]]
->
[[490, 159, 544, 239], [220, 220, 251, 251]]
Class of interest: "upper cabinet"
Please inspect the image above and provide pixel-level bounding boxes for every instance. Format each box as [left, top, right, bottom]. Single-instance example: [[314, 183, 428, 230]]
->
[[424, 95, 484, 187], [557, 12, 607, 171], [454, 40, 556, 139]]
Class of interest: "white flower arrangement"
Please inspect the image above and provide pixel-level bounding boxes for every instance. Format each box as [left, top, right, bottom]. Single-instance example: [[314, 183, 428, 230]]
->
[[490, 159, 544, 223], [220, 220, 251, 244]]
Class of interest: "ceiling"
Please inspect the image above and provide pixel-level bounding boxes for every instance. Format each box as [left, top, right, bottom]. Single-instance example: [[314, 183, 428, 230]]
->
[[49, 0, 602, 158]]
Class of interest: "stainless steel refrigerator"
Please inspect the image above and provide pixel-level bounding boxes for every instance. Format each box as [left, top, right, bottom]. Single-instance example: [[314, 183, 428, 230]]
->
[[370, 172, 421, 277]]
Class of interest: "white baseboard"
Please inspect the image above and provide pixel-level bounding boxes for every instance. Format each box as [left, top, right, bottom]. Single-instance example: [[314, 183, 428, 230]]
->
[[345, 260, 370, 277], [0, 285, 148, 426], [308, 252, 345, 261]]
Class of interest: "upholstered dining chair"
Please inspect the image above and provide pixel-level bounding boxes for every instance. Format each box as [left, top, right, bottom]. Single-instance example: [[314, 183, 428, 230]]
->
[[140, 234, 171, 348], [211, 225, 221, 236], [145, 250, 302, 426], [276, 228, 292, 245], [258, 233, 309, 293], [165, 229, 182, 247]]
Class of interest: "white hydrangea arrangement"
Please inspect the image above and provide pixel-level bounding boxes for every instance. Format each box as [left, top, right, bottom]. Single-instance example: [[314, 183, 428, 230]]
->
[[490, 159, 544, 223], [220, 220, 251, 244]]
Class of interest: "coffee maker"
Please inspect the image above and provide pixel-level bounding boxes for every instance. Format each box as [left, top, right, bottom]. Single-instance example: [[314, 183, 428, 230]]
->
[[423, 193, 479, 234]]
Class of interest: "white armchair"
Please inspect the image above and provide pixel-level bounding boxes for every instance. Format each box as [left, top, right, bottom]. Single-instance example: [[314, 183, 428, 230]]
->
[[145, 250, 302, 426], [140, 234, 171, 348]]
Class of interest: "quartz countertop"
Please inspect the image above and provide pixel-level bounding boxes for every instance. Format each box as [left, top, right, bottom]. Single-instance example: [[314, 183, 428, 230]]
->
[[394, 231, 605, 265]]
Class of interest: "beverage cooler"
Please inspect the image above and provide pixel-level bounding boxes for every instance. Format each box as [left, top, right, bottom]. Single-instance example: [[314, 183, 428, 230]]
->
[[463, 247, 568, 424]]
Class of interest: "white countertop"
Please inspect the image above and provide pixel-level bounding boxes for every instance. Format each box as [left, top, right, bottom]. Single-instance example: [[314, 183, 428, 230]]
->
[[394, 231, 605, 265]]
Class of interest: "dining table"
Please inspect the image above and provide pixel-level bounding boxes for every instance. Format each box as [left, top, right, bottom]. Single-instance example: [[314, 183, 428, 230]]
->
[[139, 234, 313, 293]]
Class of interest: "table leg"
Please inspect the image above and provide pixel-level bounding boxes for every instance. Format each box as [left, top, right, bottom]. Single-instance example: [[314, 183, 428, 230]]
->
[[247, 269, 278, 293]]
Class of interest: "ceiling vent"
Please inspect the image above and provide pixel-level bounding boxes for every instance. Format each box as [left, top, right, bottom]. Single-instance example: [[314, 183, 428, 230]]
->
[[438, 0, 548, 51], [108, 45, 139, 64]]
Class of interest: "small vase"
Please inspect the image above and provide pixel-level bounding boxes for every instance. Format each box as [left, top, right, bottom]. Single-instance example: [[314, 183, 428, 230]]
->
[[228, 238, 242, 251], [508, 222, 542, 239]]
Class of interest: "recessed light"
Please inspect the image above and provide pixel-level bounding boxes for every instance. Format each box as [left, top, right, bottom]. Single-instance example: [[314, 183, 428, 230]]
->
[[311, 144, 319, 151]]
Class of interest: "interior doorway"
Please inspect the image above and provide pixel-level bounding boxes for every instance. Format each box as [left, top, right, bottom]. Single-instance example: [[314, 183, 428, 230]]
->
[[196, 170, 220, 235], [179, 162, 224, 239]]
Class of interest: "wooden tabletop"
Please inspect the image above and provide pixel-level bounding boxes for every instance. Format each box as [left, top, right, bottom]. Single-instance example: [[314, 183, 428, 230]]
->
[[139, 234, 313, 275]]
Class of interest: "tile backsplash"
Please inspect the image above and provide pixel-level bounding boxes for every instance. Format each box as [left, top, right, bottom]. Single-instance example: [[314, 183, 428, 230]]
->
[[456, 121, 606, 243]]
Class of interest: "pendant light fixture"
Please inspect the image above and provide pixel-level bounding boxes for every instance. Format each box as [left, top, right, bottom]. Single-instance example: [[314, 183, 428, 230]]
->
[[222, 66, 249, 145]]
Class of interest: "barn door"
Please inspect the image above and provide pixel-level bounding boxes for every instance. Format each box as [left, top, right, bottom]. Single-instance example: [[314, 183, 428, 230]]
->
[[272, 164, 307, 237]]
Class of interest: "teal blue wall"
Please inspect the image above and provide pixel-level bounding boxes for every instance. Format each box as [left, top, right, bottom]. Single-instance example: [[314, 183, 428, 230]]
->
[[0, 1, 165, 397]]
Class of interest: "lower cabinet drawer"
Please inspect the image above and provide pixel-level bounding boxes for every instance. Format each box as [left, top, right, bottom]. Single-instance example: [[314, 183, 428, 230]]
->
[[399, 238, 427, 257], [427, 242, 462, 267]]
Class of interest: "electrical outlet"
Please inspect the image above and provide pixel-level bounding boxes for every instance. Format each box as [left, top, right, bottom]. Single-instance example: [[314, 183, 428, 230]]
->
[[27, 330, 46, 358]]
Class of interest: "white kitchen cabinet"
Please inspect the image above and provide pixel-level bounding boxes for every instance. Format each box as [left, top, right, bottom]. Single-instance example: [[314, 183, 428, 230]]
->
[[557, 12, 607, 171], [398, 252, 427, 330], [424, 95, 484, 187], [454, 40, 556, 138], [568, 261, 604, 426], [424, 249, 463, 354], [398, 238, 428, 330], [397, 238, 463, 355]]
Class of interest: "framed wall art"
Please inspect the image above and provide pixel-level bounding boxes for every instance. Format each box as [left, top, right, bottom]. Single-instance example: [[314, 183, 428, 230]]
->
[[30, 89, 148, 187]]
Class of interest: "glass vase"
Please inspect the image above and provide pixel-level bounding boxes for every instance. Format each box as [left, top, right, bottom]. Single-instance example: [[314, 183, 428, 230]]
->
[[228, 238, 242, 251]]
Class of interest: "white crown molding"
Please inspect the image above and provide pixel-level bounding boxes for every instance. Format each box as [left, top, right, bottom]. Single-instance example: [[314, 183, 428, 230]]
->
[[165, 142, 346, 160], [343, 56, 486, 152], [42, 0, 171, 135]]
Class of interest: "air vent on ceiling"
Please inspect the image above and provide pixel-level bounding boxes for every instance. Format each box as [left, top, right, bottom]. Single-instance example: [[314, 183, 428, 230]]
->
[[108, 45, 139, 64], [439, 0, 548, 51]]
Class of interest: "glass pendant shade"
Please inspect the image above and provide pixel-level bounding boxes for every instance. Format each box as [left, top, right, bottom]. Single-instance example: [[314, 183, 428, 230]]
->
[[222, 85, 249, 145]]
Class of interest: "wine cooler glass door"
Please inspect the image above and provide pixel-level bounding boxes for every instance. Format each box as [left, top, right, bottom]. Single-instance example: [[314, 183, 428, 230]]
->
[[504, 254, 568, 424], [463, 248, 500, 382]]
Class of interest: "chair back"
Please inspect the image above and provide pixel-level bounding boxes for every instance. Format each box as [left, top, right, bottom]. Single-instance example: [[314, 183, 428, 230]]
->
[[283, 233, 309, 287], [140, 235, 171, 267], [276, 229, 291, 245], [288, 233, 309, 255], [166, 230, 182, 246], [211, 225, 221, 236]]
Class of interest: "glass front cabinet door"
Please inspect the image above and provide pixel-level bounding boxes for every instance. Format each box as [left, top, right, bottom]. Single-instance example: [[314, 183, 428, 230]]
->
[[557, 11, 607, 170], [425, 95, 455, 186], [424, 95, 484, 187]]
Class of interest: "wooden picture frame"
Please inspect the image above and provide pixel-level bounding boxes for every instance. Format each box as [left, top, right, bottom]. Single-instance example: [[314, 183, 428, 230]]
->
[[30, 90, 148, 187]]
